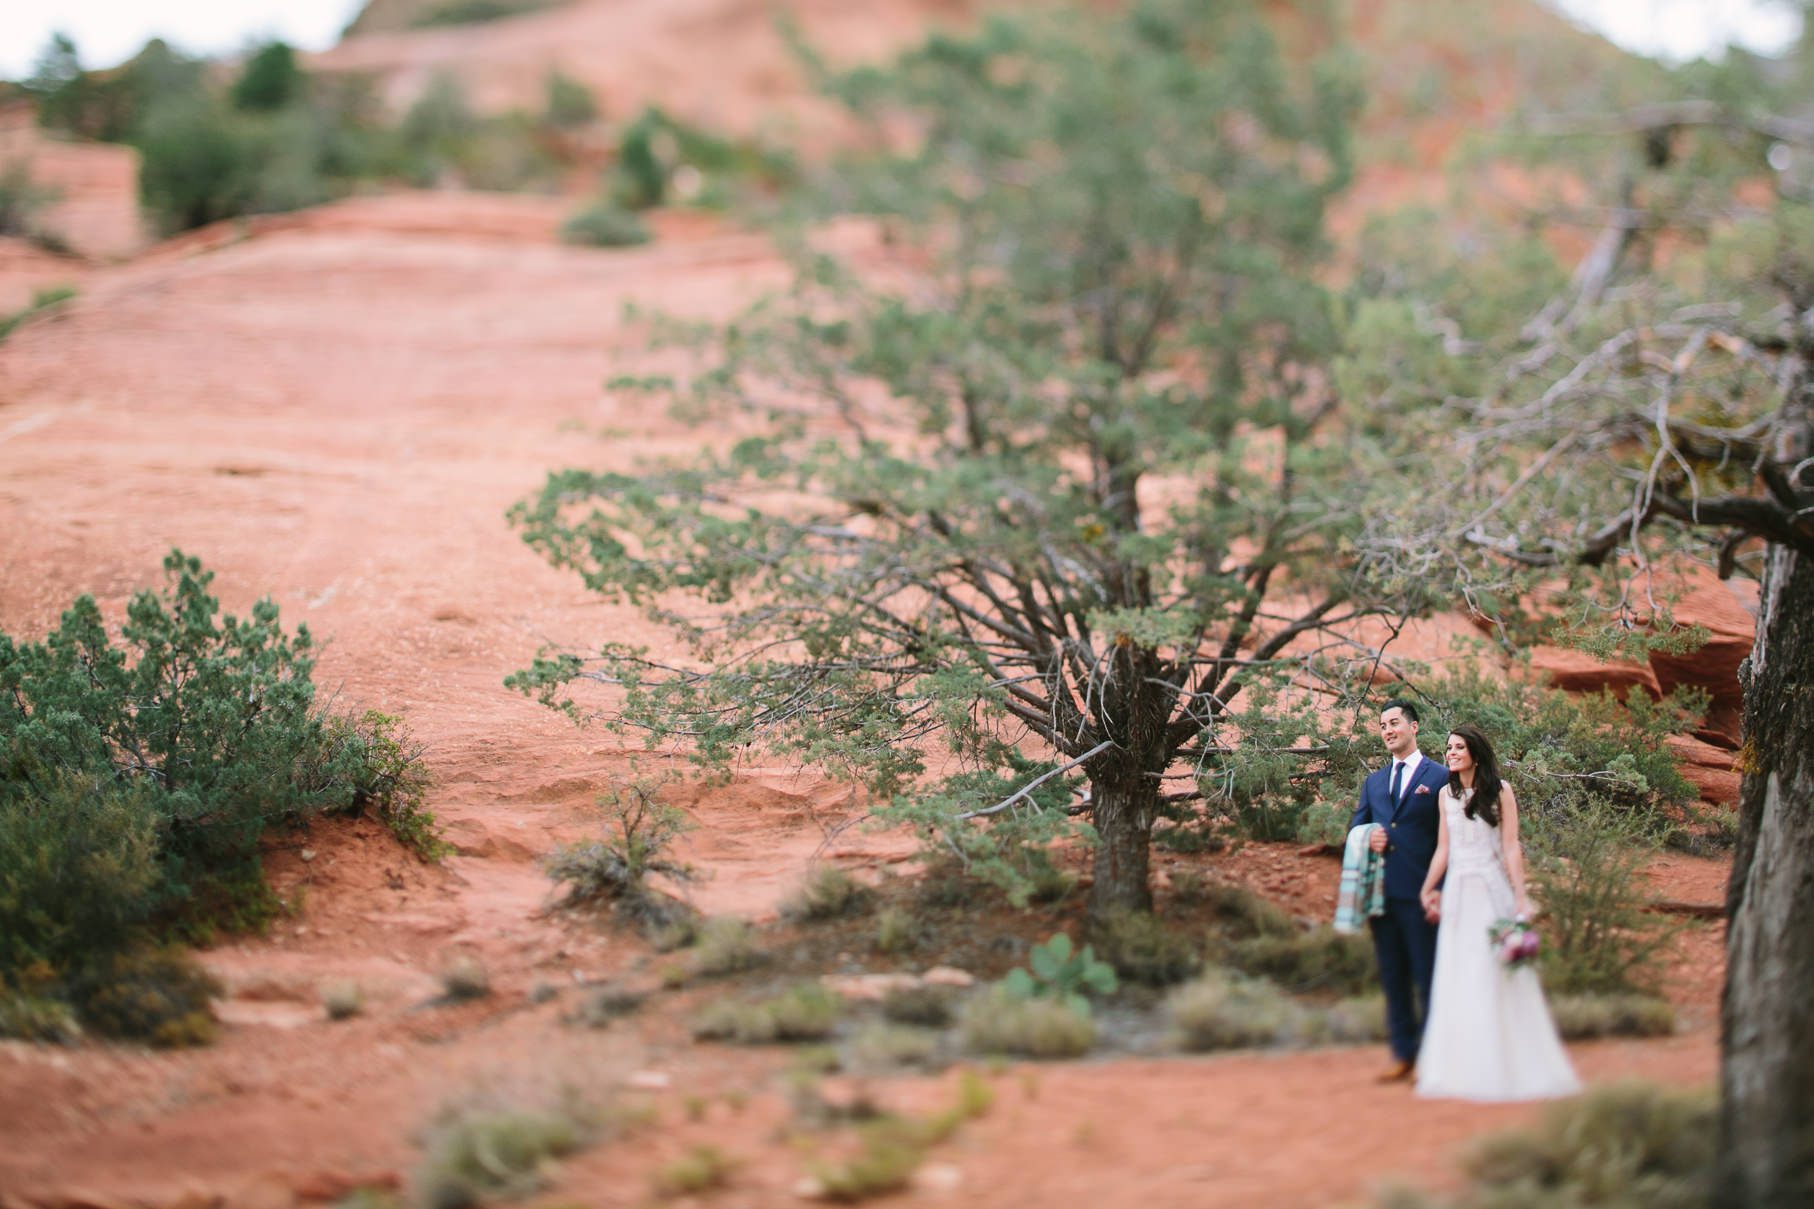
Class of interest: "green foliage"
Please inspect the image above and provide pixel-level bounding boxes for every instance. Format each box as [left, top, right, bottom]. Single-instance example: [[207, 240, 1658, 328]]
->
[[959, 986, 1095, 1059], [686, 916, 766, 979], [845, 1023, 945, 1072], [414, 1101, 591, 1209], [0, 552, 431, 958], [873, 905, 918, 954], [0, 770, 158, 980], [1381, 1082, 1715, 1209], [410, 0, 550, 28], [1000, 933, 1117, 1016], [880, 983, 953, 1028], [654, 1145, 737, 1196], [806, 1075, 993, 1200], [1526, 790, 1680, 995], [0, 160, 60, 242], [231, 42, 303, 112], [692, 982, 843, 1044], [1088, 910, 1203, 987], [559, 200, 650, 248], [64, 946, 220, 1046], [1194, 880, 1299, 940], [1549, 993, 1676, 1040], [782, 865, 876, 922], [0, 283, 76, 344], [512, 0, 1378, 917], [0, 990, 81, 1043], [605, 106, 794, 211], [542, 69, 597, 129], [315, 710, 443, 859], [1223, 927, 1376, 995], [543, 775, 694, 927], [1167, 972, 1306, 1052]]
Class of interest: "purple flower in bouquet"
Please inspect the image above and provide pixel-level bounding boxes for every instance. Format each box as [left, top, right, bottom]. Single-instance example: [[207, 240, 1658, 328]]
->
[[1487, 917, 1541, 970]]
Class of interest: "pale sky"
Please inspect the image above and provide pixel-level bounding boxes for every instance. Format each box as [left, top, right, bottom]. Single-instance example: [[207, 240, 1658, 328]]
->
[[0, 0, 1804, 82]]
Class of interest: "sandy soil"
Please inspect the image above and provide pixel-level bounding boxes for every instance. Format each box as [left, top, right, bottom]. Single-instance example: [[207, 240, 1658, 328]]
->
[[0, 183, 1730, 1209]]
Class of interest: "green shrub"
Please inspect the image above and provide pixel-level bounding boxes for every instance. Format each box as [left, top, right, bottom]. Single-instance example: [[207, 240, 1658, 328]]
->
[[808, 1118, 926, 1202], [1294, 801, 1352, 848], [783, 865, 876, 922], [1527, 791, 1680, 995], [1167, 972, 1305, 1052], [0, 551, 433, 963], [1550, 993, 1675, 1040], [231, 42, 302, 112], [1315, 992, 1388, 1044], [1458, 1082, 1714, 1209], [560, 200, 651, 248], [846, 1023, 945, 1072], [1224, 927, 1375, 995], [314, 709, 442, 858], [873, 906, 918, 954], [1197, 880, 1298, 939], [1089, 910, 1203, 986], [960, 986, 1095, 1059], [542, 69, 597, 129], [0, 159, 60, 240], [66, 947, 220, 1046], [0, 283, 77, 342], [880, 983, 953, 1028], [573, 985, 647, 1028], [692, 982, 842, 1044], [688, 916, 765, 978], [0, 770, 159, 979], [543, 777, 694, 927], [414, 1102, 589, 1209], [655, 1144, 737, 1196], [0, 991, 81, 1043]]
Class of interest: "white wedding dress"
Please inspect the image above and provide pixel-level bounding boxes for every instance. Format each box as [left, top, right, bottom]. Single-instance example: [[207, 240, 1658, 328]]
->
[[1416, 786, 1581, 1101]]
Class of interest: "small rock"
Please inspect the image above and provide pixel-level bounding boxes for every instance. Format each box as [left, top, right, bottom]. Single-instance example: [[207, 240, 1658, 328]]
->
[[913, 1162, 964, 1193], [625, 1069, 671, 1090], [922, 966, 975, 988], [299, 848, 316, 863], [793, 1176, 828, 1200]]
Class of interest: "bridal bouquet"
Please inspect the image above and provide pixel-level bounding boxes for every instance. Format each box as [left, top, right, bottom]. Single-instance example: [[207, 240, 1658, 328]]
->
[[1488, 917, 1541, 969]]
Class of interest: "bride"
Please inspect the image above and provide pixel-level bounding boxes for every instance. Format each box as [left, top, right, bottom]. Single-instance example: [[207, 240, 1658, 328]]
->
[[1415, 723, 1580, 1101]]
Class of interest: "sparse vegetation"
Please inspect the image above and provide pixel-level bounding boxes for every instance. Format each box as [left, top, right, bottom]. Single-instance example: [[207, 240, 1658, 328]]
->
[[654, 1144, 737, 1196], [783, 865, 876, 922], [692, 982, 842, 1044], [63, 947, 220, 1047], [805, 1073, 994, 1201], [960, 986, 1095, 1059], [0, 283, 76, 342], [1315, 993, 1389, 1045], [1000, 933, 1117, 1016], [1223, 928, 1376, 995], [1090, 910, 1203, 987], [873, 906, 919, 954], [1192, 880, 1299, 940], [1550, 993, 1676, 1040], [686, 916, 766, 979], [846, 1023, 945, 1073], [880, 984, 954, 1028], [542, 69, 597, 129], [543, 776, 695, 929], [1376, 1082, 1715, 1209], [414, 1100, 592, 1208], [1168, 972, 1306, 1053]]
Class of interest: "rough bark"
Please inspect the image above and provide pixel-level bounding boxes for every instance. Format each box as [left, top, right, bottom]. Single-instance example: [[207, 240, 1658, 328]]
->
[[1718, 540, 1814, 1209], [1087, 766, 1157, 918]]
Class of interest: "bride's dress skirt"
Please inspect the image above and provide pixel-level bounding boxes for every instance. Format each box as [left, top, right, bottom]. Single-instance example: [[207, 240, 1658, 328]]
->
[[1416, 798, 1581, 1102]]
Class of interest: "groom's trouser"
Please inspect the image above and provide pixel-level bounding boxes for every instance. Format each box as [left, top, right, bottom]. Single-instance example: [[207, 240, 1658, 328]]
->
[[1370, 896, 1437, 1063]]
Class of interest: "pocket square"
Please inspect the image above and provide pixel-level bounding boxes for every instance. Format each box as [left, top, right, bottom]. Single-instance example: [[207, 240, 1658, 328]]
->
[[1414, 785, 1432, 795]]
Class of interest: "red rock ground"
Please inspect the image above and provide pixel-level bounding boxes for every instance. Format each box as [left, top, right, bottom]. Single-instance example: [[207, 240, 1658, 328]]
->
[[0, 4, 1739, 1206]]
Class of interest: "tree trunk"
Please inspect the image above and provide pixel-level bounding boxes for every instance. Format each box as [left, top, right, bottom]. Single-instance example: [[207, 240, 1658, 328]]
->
[[1717, 540, 1814, 1209], [1087, 764, 1157, 919]]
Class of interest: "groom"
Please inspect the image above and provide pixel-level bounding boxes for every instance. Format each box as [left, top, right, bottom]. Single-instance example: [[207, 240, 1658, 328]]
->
[[1350, 699, 1447, 1082]]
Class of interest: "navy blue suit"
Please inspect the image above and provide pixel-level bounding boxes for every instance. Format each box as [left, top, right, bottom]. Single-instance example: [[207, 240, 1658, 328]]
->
[[1349, 752, 1448, 1063]]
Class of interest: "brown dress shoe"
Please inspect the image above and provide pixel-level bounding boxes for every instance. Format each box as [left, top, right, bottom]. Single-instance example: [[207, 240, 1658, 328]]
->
[[1376, 1060, 1415, 1084]]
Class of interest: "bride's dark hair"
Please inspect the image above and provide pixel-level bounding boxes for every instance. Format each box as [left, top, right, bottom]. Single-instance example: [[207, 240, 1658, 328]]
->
[[1447, 724, 1504, 827]]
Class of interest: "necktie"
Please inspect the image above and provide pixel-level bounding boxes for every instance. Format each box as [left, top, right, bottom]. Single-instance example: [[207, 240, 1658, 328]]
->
[[1389, 760, 1403, 805]]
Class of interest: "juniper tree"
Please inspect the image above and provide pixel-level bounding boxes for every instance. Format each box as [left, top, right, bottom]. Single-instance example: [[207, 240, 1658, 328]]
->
[[1342, 52, 1814, 1206], [511, 0, 1416, 917]]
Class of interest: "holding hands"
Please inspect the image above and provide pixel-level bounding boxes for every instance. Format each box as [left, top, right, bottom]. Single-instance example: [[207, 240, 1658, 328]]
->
[[1420, 885, 1440, 922]]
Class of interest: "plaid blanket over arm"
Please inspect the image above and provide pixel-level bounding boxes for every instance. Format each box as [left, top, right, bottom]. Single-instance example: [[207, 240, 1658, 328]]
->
[[1333, 824, 1386, 934]]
